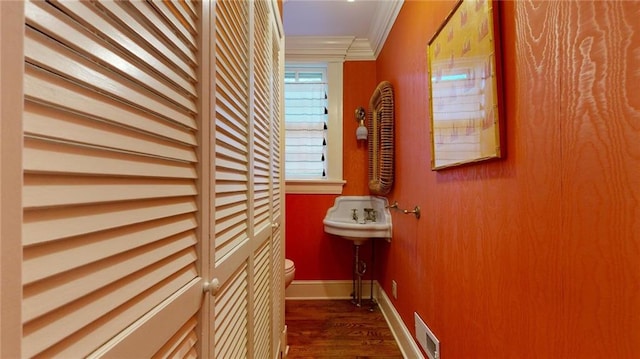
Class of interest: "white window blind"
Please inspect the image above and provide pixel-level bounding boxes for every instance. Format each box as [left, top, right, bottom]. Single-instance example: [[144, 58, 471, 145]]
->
[[284, 68, 328, 179]]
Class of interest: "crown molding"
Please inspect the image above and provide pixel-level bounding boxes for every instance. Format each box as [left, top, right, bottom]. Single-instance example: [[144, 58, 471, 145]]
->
[[345, 38, 376, 61], [285, 36, 354, 62], [368, 0, 404, 57], [285, 0, 403, 62]]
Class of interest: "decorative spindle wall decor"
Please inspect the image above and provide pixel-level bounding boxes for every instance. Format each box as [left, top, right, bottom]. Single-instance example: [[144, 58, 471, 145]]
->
[[368, 81, 394, 195]]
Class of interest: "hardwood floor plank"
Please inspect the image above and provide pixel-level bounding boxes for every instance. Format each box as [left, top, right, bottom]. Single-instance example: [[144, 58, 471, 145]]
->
[[286, 299, 404, 358]]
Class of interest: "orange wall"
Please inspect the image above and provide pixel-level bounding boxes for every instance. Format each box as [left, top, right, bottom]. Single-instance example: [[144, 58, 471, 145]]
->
[[285, 61, 377, 280], [286, 1, 639, 356], [375, 0, 640, 357]]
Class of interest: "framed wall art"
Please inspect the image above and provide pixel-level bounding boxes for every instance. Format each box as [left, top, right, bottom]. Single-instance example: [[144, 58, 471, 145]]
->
[[427, 0, 503, 170]]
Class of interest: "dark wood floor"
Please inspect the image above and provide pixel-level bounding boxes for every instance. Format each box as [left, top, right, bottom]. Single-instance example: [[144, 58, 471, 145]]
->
[[285, 299, 404, 359]]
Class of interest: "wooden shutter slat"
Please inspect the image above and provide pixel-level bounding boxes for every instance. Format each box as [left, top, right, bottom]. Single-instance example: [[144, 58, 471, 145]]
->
[[254, 205, 270, 226], [162, 0, 197, 35], [23, 196, 197, 246], [216, 37, 248, 99], [24, 68, 196, 146], [253, 171, 270, 182], [216, 60, 247, 105], [254, 152, 270, 169], [121, 1, 197, 65], [24, 138, 196, 179], [182, 1, 198, 20], [214, 213, 247, 236], [24, 214, 197, 285], [24, 175, 196, 209], [214, 220, 249, 259], [215, 185, 249, 199], [217, 106, 249, 136], [216, 5, 248, 77], [151, 316, 197, 358], [216, 120, 249, 147], [38, 270, 198, 359], [214, 194, 248, 209], [24, 234, 196, 322], [216, 74, 249, 114], [24, 29, 196, 129], [50, 0, 197, 82], [216, 145, 248, 164], [216, 58, 248, 108], [214, 265, 248, 359], [76, 1, 196, 82], [216, 157, 250, 174], [147, 1, 197, 49], [217, 86, 249, 124], [95, 1, 196, 69], [213, 202, 248, 220], [25, 1, 196, 110], [254, 122, 270, 146], [215, 171, 249, 183], [24, 103, 196, 163], [253, 240, 271, 358], [214, 267, 246, 331], [91, 281, 201, 359], [167, 331, 198, 358], [24, 263, 198, 358]]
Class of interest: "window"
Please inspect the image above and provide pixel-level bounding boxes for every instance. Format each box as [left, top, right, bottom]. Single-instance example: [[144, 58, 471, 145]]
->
[[284, 68, 327, 179], [284, 63, 344, 194]]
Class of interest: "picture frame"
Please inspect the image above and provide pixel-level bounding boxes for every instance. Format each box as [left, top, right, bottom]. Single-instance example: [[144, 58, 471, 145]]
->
[[427, 0, 503, 170]]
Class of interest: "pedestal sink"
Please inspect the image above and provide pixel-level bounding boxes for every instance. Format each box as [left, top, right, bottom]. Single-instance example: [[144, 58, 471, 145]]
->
[[323, 195, 392, 245], [323, 196, 392, 308]]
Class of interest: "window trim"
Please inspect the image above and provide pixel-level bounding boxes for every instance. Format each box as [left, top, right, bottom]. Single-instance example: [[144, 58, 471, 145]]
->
[[285, 61, 344, 194]]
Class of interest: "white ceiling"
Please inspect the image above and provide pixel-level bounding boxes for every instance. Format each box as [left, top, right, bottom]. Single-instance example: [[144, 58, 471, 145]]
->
[[282, 0, 404, 60]]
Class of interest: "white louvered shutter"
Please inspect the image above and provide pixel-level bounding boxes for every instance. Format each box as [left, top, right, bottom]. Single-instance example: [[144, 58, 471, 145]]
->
[[270, 12, 286, 359], [252, 1, 274, 358], [211, 0, 251, 358], [22, 0, 202, 357], [210, 0, 286, 357]]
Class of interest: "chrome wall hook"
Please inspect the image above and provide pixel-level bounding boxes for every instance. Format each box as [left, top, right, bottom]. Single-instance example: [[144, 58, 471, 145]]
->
[[387, 200, 421, 219], [403, 206, 421, 219]]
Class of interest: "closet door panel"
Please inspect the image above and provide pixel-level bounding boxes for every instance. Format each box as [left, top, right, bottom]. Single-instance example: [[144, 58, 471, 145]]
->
[[271, 17, 286, 356], [22, 1, 201, 357], [211, 1, 252, 357], [253, 240, 272, 358]]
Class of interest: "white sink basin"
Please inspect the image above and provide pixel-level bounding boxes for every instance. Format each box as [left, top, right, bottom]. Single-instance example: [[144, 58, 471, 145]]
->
[[323, 196, 392, 245]]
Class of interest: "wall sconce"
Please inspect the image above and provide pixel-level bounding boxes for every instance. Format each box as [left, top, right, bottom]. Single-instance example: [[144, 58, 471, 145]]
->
[[355, 106, 367, 141]]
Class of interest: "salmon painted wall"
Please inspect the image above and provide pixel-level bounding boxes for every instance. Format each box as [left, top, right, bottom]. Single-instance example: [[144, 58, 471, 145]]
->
[[285, 61, 377, 280], [375, 0, 640, 358]]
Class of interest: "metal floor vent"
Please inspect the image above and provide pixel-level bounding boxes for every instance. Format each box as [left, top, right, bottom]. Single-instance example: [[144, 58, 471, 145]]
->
[[414, 312, 440, 359]]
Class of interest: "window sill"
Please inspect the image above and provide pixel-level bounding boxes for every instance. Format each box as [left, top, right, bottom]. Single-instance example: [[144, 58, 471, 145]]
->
[[285, 179, 346, 194]]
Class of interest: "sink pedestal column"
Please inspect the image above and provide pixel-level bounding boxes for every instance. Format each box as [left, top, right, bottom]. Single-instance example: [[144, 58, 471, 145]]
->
[[351, 241, 377, 310], [351, 244, 365, 307]]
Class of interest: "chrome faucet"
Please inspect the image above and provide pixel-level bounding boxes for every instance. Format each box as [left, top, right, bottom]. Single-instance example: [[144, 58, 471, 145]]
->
[[351, 208, 358, 222], [363, 208, 377, 222]]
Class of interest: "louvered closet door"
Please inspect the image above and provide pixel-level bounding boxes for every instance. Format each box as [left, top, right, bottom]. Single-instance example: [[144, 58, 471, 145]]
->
[[22, 1, 202, 357], [211, 1, 285, 357], [211, 0, 252, 357], [252, 1, 275, 358], [270, 13, 286, 359]]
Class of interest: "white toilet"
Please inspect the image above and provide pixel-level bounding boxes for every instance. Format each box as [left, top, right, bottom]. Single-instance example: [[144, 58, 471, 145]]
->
[[284, 258, 296, 289]]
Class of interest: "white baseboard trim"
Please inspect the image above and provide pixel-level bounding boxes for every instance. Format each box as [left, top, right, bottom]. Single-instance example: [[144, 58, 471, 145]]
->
[[375, 286, 425, 359], [284, 280, 424, 359], [285, 280, 374, 300]]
